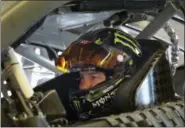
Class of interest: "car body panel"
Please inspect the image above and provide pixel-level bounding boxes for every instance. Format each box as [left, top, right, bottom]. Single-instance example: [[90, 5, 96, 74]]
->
[[1, 1, 69, 49]]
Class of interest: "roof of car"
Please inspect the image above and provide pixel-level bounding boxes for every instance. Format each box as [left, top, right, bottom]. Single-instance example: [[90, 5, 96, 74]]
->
[[1, 1, 69, 49]]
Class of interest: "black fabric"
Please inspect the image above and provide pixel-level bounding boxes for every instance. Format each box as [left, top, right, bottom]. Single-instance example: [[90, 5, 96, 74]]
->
[[34, 72, 80, 120]]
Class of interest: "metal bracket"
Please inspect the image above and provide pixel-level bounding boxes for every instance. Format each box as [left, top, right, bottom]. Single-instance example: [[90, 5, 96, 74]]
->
[[15, 44, 61, 76]]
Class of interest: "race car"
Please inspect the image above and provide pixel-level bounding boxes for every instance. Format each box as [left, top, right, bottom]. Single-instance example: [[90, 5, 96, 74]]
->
[[1, 0, 184, 127]]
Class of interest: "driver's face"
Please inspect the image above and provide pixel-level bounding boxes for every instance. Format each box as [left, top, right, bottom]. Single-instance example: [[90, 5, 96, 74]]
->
[[79, 71, 106, 90]]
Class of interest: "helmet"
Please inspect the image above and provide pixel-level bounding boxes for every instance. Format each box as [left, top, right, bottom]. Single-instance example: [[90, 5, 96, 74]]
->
[[55, 28, 142, 119]]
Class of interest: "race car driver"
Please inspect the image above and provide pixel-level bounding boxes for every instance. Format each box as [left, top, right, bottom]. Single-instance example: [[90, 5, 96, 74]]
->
[[35, 28, 142, 120]]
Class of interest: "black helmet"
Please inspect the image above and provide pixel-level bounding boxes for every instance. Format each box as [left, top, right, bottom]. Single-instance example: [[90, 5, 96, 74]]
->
[[55, 28, 142, 119]]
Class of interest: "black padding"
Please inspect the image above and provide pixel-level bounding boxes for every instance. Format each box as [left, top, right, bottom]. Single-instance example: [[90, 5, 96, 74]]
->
[[34, 72, 80, 120], [114, 39, 168, 112]]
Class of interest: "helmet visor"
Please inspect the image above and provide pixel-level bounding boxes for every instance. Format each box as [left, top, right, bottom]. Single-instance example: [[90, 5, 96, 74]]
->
[[56, 41, 130, 73]]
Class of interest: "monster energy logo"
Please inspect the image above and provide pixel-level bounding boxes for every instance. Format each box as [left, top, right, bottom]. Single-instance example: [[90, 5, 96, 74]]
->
[[73, 100, 81, 112], [92, 90, 116, 108], [114, 32, 141, 56]]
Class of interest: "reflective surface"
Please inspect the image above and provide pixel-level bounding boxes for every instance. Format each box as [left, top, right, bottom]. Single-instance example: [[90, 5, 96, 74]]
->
[[135, 70, 155, 108]]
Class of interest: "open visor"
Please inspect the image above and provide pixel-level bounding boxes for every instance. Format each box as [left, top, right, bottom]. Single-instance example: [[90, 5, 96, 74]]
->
[[56, 41, 131, 73]]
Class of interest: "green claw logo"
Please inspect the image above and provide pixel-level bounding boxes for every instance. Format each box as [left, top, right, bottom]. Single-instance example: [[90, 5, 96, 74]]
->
[[73, 100, 82, 112], [95, 38, 102, 45], [114, 32, 141, 56]]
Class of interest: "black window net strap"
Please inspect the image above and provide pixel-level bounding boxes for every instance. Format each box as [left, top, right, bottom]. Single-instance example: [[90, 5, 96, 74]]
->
[[74, 100, 184, 127]]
